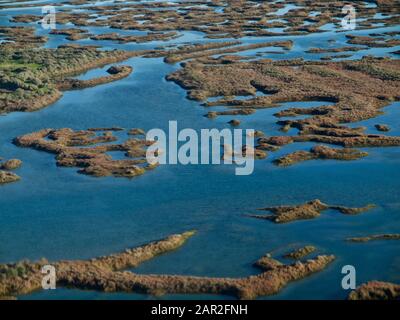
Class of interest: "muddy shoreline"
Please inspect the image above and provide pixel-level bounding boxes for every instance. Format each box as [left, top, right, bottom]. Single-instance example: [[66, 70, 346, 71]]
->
[[1, 0, 399, 300]]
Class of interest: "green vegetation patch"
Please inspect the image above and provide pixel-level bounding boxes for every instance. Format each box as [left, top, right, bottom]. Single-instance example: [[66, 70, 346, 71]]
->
[[0, 46, 133, 113], [0, 60, 40, 70]]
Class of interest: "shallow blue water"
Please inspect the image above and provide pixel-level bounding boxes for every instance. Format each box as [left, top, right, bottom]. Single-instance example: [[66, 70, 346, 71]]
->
[[0, 1, 399, 300]]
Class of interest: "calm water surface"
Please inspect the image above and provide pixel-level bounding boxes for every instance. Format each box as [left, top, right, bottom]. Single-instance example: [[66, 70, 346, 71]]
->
[[0, 0, 399, 300]]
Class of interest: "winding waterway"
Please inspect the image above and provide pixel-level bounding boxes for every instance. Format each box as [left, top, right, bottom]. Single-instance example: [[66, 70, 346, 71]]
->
[[0, 0, 399, 299]]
